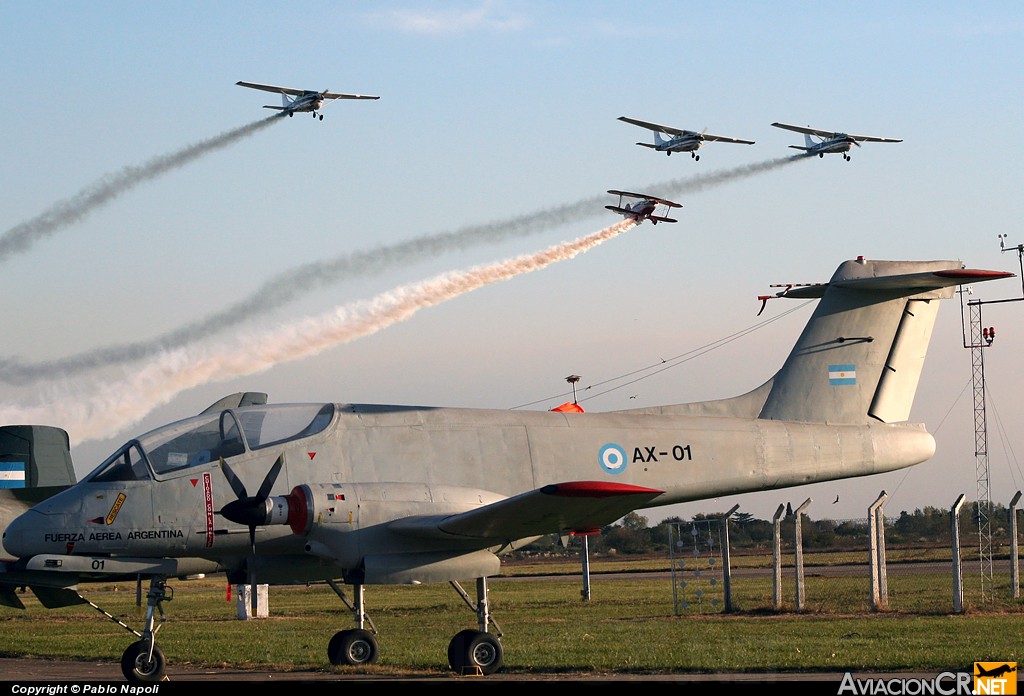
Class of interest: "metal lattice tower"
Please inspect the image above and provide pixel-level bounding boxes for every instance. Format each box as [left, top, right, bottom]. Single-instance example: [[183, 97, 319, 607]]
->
[[966, 299, 994, 599], [958, 235, 1024, 600]]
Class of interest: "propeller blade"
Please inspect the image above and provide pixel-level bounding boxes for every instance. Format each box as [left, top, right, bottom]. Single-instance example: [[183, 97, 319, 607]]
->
[[219, 457, 248, 499], [256, 455, 284, 501]]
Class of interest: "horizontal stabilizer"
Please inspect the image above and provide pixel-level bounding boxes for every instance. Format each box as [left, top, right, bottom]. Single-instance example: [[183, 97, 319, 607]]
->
[[778, 267, 1014, 299], [390, 481, 663, 541]]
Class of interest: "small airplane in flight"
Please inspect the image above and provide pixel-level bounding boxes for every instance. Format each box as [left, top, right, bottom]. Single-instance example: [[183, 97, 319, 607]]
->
[[2, 258, 1013, 683], [771, 122, 902, 160], [236, 81, 380, 120], [618, 116, 755, 160], [605, 190, 681, 225]]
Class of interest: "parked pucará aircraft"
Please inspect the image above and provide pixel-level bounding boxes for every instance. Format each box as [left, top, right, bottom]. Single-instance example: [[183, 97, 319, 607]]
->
[[605, 190, 681, 225], [236, 81, 379, 120], [618, 116, 755, 160], [2, 258, 1012, 683], [771, 122, 902, 160]]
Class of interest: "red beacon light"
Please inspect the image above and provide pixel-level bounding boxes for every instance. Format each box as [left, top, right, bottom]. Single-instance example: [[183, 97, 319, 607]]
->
[[983, 326, 995, 346]]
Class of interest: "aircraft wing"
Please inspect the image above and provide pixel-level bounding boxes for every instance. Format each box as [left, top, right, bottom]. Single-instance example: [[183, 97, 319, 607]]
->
[[388, 481, 664, 541], [848, 133, 902, 143], [606, 190, 682, 207], [702, 133, 755, 144], [618, 116, 690, 137], [322, 91, 380, 101], [771, 122, 836, 137], [236, 81, 306, 97]]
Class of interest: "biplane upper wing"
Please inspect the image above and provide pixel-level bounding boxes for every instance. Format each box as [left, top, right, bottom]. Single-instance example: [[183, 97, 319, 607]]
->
[[606, 190, 682, 207]]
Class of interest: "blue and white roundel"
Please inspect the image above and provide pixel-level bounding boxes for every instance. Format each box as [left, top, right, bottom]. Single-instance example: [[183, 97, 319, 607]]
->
[[598, 443, 627, 474]]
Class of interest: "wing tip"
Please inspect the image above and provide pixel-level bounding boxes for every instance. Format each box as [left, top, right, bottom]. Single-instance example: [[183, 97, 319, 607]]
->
[[541, 481, 664, 498]]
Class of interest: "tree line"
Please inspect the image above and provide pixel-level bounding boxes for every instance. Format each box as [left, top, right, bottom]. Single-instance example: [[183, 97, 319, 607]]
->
[[519, 503, 1022, 557]]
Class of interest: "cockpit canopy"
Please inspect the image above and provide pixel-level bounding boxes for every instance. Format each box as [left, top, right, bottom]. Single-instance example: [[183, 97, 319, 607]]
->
[[86, 403, 335, 483]]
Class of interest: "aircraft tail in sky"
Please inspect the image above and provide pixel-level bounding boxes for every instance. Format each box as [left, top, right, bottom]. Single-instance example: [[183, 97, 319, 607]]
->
[[758, 258, 1010, 425]]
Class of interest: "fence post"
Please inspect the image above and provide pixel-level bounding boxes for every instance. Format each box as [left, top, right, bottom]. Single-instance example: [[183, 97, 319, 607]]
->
[[794, 498, 812, 612], [869, 491, 888, 610], [772, 504, 785, 610], [1011, 491, 1021, 600], [951, 494, 966, 614], [720, 505, 739, 613]]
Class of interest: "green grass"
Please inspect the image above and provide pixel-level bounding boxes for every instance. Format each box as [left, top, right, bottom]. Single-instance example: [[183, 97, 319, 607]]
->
[[0, 561, 1021, 676]]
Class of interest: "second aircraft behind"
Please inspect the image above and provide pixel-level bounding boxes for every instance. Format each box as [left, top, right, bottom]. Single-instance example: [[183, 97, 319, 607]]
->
[[771, 122, 902, 160]]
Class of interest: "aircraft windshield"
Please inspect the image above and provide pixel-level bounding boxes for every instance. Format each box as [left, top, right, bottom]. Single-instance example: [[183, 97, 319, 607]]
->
[[85, 403, 335, 481]]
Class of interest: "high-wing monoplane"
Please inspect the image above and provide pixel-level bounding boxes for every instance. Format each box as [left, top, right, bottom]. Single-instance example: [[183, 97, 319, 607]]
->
[[605, 190, 681, 224], [3, 258, 1012, 683], [618, 116, 754, 160], [236, 81, 379, 120], [771, 122, 902, 160]]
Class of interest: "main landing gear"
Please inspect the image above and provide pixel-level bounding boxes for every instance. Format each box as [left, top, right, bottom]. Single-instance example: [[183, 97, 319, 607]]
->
[[691, 151, 700, 161], [119, 575, 171, 683], [326, 576, 504, 675], [313, 111, 324, 121]]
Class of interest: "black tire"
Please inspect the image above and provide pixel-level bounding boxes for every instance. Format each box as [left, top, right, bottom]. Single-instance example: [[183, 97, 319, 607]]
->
[[448, 629, 503, 675], [327, 628, 379, 666], [120, 641, 165, 683]]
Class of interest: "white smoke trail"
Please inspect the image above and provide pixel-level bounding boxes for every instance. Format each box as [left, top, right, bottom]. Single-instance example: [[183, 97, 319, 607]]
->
[[0, 156, 804, 385], [0, 115, 281, 261], [0, 219, 637, 445]]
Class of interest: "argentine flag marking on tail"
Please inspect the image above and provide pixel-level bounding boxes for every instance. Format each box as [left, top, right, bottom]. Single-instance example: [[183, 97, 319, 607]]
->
[[828, 364, 857, 386], [0, 462, 26, 489]]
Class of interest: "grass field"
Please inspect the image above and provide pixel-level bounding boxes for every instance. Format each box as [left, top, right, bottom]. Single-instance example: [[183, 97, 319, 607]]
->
[[1, 555, 1021, 677]]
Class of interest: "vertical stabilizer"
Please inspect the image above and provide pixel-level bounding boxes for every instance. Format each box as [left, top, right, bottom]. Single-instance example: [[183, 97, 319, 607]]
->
[[759, 258, 1011, 425], [0, 426, 75, 488]]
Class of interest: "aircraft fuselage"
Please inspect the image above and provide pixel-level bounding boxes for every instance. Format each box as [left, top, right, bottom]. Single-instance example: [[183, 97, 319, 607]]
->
[[4, 403, 934, 573]]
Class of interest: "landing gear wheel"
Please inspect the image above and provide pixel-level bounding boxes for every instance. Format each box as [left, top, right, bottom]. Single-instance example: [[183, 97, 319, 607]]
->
[[448, 629, 503, 675], [328, 628, 379, 666], [120, 641, 166, 683]]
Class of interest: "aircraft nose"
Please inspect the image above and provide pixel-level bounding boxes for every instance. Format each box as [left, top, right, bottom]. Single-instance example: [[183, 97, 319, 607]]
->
[[4, 509, 40, 557], [2, 508, 67, 558]]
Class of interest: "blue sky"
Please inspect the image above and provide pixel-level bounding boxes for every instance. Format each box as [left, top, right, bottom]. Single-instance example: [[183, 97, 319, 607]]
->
[[1, 1, 1023, 522]]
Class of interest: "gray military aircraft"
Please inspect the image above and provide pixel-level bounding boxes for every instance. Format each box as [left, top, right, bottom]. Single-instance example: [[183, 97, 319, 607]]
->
[[2, 257, 1012, 683]]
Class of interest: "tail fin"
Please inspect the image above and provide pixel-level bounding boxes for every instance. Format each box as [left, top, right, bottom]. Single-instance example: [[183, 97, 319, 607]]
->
[[759, 258, 1012, 425], [653, 131, 668, 147], [805, 133, 816, 149], [0, 426, 75, 489]]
